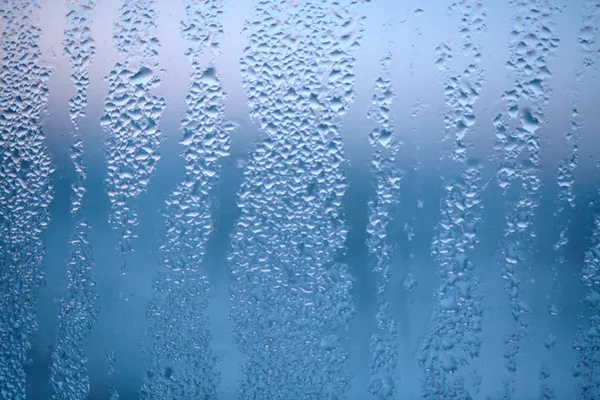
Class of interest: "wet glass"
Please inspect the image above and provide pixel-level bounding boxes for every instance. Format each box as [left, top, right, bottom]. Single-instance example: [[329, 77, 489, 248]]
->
[[0, 0, 599, 398]]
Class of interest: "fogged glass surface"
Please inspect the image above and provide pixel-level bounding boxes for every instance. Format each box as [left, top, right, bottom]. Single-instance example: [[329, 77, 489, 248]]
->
[[0, 0, 599, 398]]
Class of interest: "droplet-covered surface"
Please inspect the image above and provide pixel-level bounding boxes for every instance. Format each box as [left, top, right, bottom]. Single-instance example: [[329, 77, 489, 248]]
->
[[573, 2, 600, 398], [140, 1, 232, 398], [417, 2, 486, 398], [228, 1, 364, 398], [0, 0, 599, 398], [366, 53, 403, 399], [63, 0, 96, 215], [576, 207, 600, 399], [493, 2, 559, 397], [101, 0, 165, 274], [0, 1, 53, 398], [50, 221, 98, 400], [49, 2, 99, 399]]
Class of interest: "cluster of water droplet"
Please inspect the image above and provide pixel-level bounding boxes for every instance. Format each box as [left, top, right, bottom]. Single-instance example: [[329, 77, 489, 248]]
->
[[555, 108, 579, 212], [180, 0, 223, 59], [101, 0, 164, 274], [417, 2, 486, 398], [420, 168, 484, 399], [140, 1, 233, 398], [442, 2, 485, 162], [494, 1, 558, 192], [64, 0, 95, 126], [365, 54, 403, 399], [435, 43, 453, 72], [493, 1, 558, 396], [577, 0, 600, 67], [112, 0, 159, 59], [574, 211, 600, 398], [63, 0, 95, 214], [0, 2, 54, 398], [228, 0, 364, 398], [573, 2, 600, 397], [50, 221, 98, 400], [49, 2, 99, 399]]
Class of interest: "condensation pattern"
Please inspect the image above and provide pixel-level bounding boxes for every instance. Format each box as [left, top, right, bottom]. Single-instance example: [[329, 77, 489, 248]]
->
[[576, 200, 600, 399], [366, 54, 403, 399], [100, 0, 164, 274], [106, 350, 117, 399], [64, 0, 94, 125], [63, 0, 95, 214], [49, 2, 98, 399], [0, 2, 53, 398], [493, 1, 558, 397], [418, 2, 486, 398], [50, 221, 98, 400], [140, 1, 232, 398], [2, 1, 600, 398], [573, 2, 600, 398], [228, 0, 364, 398]]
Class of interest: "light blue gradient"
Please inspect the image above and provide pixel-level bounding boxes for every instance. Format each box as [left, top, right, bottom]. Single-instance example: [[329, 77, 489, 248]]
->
[[1, 0, 597, 399]]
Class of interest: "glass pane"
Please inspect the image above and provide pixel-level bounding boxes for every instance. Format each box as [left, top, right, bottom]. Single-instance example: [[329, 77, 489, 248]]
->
[[0, 0, 598, 398]]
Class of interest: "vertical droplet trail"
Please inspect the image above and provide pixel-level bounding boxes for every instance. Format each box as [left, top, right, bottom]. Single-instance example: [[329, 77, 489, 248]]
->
[[572, 1, 600, 398], [365, 47, 403, 397], [228, 0, 365, 398], [100, 0, 164, 396], [49, 1, 99, 399], [575, 197, 600, 399], [101, 0, 165, 276], [139, 0, 234, 398], [0, 1, 54, 398], [492, 1, 558, 397], [417, 1, 487, 398], [543, 1, 598, 398]]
